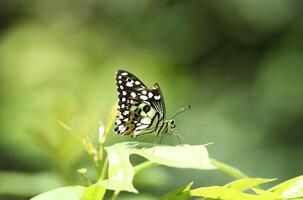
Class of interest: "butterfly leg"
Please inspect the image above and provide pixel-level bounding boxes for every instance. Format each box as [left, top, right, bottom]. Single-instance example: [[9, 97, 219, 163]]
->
[[167, 131, 185, 145], [152, 135, 158, 153], [174, 133, 181, 144], [158, 133, 165, 145], [166, 132, 175, 145], [175, 132, 185, 144]]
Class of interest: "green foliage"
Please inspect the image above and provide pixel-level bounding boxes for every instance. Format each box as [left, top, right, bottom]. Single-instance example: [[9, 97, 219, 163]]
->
[[159, 177, 303, 200], [98, 142, 214, 193], [30, 175, 288, 200], [160, 182, 193, 200], [29, 106, 303, 200], [191, 186, 269, 200], [224, 178, 276, 191], [31, 184, 106, 200], [31, 186, 84, 200], [81, 184, 106, 200], [268, 175, 303, 199], [31, 136, 303, 200]]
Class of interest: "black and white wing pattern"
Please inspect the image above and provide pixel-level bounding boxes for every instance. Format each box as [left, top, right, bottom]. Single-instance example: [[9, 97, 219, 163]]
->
[[114, 70, 166, 137]]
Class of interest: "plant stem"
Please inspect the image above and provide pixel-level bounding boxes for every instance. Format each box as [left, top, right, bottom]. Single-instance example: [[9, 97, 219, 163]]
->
[[99, 156, 108, 181], [134, 161, 158, 175], [111, 190, 120, 200], [210, 159, 249, 179], [95, 144, 104, 178], [80, 172, 92, 186], [97, 103, 116, 180], [99, 156, 109, 181]]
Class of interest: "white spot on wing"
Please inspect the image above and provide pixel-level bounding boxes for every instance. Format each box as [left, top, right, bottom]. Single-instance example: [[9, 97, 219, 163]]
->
[[120, 85, 124, 89], [140, 95, 148, 100], [154, 95, 161, 100], [131, 92, 136, 97], [142, 90, 147, 95], [121, 72, 128, 76], [118, 124, 124, 130], [120, 127, 126, 132], [148, 92, 153, 98], [118, 75, 122, 79], [122, 97, 126, 102], [126, 82, 134, 87], [122, 91, 127, 95], [135, 81, 140, 85]]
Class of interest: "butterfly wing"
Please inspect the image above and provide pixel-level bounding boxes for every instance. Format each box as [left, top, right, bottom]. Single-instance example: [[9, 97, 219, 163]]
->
[[149, 83, 166, 117], [114, 70, 166, 137]]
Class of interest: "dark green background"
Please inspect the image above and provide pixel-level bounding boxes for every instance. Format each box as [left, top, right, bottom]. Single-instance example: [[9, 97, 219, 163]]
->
[[0, 0, 303, 199]]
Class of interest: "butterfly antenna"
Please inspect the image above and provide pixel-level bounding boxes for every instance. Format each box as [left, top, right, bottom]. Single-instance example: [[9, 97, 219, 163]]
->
[[171, 105, 191, 118]]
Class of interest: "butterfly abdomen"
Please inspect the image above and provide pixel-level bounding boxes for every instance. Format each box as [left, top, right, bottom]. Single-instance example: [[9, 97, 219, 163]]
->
[[156, 120, 169, 135]]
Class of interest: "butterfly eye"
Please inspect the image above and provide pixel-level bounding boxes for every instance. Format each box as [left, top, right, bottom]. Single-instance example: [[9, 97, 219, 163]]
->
[[126, 77, 131, 82], [143, 105, 150, 113], [170, 120, 175, 125]]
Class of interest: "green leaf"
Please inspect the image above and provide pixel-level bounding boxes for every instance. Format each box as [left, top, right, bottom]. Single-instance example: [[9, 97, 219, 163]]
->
[[32, 184, 106, 200], [98, 143, 137, 193], [160, 182, 193, 200], [98, 142, 215, 193], [31, 186, 85, 200], [269, 175, 303, 199], [191, 186, 275, 200], [225, 178, 276, 191], [252, 188, 280, 199], [81, 184, 106, 200]]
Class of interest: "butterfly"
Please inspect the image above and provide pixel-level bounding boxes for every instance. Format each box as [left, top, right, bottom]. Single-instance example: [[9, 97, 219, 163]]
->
[[114, 70, 180, 137]]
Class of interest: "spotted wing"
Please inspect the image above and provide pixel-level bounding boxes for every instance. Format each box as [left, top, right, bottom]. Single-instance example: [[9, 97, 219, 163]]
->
[[114, 70, 166, 137], [149, 83, 166, 118]]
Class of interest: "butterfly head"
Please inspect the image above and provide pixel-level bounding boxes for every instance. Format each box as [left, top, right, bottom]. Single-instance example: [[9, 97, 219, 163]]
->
[[168, 119, 176, 130]]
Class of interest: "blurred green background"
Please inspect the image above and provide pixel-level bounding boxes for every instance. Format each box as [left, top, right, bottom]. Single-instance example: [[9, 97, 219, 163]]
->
[[1, 0, 303, 199]]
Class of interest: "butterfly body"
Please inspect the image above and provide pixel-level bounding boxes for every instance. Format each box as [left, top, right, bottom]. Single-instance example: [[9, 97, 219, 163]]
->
[[114, 70, 176, 137]]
